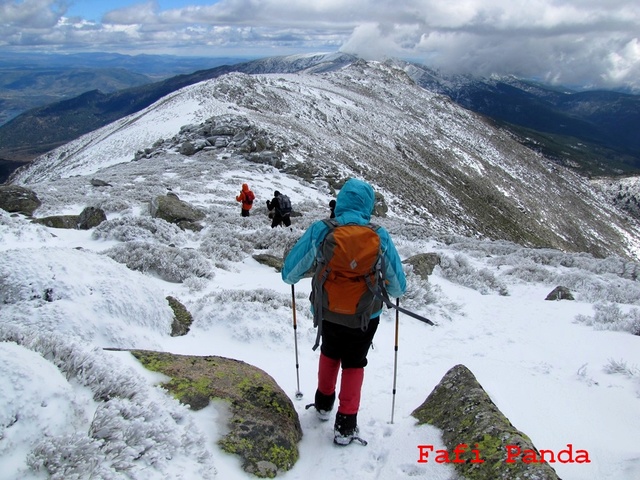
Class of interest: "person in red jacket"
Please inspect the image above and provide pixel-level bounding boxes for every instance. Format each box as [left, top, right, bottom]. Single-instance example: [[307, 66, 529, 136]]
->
[[236, 183, 255, 217]]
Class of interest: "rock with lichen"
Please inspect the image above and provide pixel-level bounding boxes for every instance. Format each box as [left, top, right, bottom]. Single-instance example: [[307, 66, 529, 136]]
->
[[412, 364, 560, 480], [130, 350, 302, 478], [166, 296, 193, 336]]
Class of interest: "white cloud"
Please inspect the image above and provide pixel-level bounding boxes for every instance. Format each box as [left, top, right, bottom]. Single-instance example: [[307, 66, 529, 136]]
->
[[0, 0, 639, 90]]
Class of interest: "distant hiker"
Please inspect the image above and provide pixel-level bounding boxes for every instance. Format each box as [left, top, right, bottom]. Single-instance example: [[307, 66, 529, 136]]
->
[[282, 178, 407, 446], [329, 199, 336, 219], [236, 183, 255, 217], [266, 190, 292, 228]]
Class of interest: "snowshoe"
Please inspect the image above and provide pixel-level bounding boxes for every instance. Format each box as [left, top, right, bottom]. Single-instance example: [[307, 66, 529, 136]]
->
[[333, 412, 367, 446]]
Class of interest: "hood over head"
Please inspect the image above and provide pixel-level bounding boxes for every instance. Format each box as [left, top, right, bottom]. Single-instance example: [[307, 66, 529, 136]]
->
[[334, 178, 375, 223]]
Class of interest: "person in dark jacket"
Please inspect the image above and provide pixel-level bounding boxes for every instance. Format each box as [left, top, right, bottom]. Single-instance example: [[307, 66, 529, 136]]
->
[[329, 199, 336, 218], [282, 178, 407, 445], [266, 190, 292, 228]]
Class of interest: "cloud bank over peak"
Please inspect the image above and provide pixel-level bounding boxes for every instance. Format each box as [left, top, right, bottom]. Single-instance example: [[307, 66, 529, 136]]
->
[[0, 0, 638, 91]]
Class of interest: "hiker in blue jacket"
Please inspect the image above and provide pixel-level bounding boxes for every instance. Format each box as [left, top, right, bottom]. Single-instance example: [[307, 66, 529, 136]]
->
[[282, 178, 406, 445]]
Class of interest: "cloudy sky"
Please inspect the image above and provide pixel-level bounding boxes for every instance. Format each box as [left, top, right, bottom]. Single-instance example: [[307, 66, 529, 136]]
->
[[1, 0, 639, 91]]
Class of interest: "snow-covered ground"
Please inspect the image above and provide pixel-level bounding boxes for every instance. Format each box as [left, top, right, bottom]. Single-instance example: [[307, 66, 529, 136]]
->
[[2, 158, 640, 480]]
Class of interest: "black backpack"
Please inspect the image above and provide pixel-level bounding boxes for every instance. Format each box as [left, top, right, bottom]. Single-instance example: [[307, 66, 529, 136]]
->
[[277, 194, 292, 215]]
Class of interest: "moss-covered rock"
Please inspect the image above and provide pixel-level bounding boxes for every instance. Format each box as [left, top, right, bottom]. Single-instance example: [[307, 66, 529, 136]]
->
[[252, 254, 284, 272], [33, 214, 79, 229], [412, 364, 560, 480], [0, 185, 41, 215], [149, 193, 205, 231], [130, 350, 302, 478], [166, 296, 193, 336]]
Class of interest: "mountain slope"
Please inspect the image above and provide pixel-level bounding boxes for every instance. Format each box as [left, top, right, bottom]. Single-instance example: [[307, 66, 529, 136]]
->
[[0, 53, 357, 163], [2, 51, 639, 182], [10, 61, 640, 260], [0, 51, 251, 129], [401, 62, 640, 175]]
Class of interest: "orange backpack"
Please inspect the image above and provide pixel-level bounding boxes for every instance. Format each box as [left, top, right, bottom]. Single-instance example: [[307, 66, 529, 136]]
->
[[310, 220, 384, 350]]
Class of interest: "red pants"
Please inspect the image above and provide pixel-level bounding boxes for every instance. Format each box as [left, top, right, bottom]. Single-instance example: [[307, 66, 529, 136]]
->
[[317, 318, 379, 415]]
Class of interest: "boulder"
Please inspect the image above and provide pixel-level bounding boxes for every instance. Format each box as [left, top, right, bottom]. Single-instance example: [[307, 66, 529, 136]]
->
[[166, 296, 193, 336], [0, 185, 41, 216], [403, 253, 441, 279], [373, 191, 388, 217], [33, 215, 79, 229], [149, 194, 205, 230], [130, 350, 302, 478], [412, 364, 560, 480], [179, 140, 198, 156], [253, 254, 284, 272], [32, 206, 106, 230], [90, 178, 112, 187], [77, 206, 107, 229], [545, 286, 575, 301]]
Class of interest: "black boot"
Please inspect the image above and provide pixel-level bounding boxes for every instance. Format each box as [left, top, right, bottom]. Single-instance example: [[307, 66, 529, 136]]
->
[[334, 412, 358, 445], [313, 390, 335, 421]]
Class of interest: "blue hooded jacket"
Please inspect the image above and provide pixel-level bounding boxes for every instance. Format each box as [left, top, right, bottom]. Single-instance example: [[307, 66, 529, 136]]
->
[[281, 178, 407, 315]]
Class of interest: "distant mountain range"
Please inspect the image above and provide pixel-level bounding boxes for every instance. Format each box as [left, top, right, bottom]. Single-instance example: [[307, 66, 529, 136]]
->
[[0, 52, 639, 182], [0, 51, 250, 126]]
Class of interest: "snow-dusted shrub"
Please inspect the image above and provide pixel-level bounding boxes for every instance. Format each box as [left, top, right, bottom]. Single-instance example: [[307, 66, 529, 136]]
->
[[603, 358, 639, 377], [0, 247, 174, 347], [401, 268, 439, 309], [251, 226, 300, 257], [555, 271, 640, 305], [1, 325, 215, 479], [103, 241, 213, 283], [28, 433, 104, 479], [192, 288, 312, 345], [442, 236, 522, 257], [200, 227, 254, 264], [183, 276, 210, 292], [501, 262, 556, 284], [93, 196, 133, 213], [397, 268, 463, 321], [575, 302, 640, 335], [487, 245, 640, 281], [0, 210, 53, 246], [87, 397, 183, 471], [438, 253, 508, 295], [93, 216, 187, 245]]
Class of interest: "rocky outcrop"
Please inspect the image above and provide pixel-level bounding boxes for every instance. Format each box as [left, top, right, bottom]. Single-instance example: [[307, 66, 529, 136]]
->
[[130, 350, 302, 478], [403, 253, 441, 279], [373, 191, 388, 217], [412, 364, 560, 480], [135, 114, 285, 168], [166, 296, 193, 337], [33, 206, 107, 230], [0, 185, 41, 216], [545, 286, 575, 301], [149, 194, 205, 231], [33, 215, 79, 229], [78, 206, 107, 229], [252, 254, 284, 272]]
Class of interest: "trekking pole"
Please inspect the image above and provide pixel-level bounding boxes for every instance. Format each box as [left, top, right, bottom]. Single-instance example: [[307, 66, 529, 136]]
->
[[291, 284, 303, 399], [390, 297, 400, 424]]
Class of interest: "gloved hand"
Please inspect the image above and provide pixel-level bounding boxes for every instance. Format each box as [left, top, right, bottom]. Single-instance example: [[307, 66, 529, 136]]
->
[[266, 200, 270, 206]]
